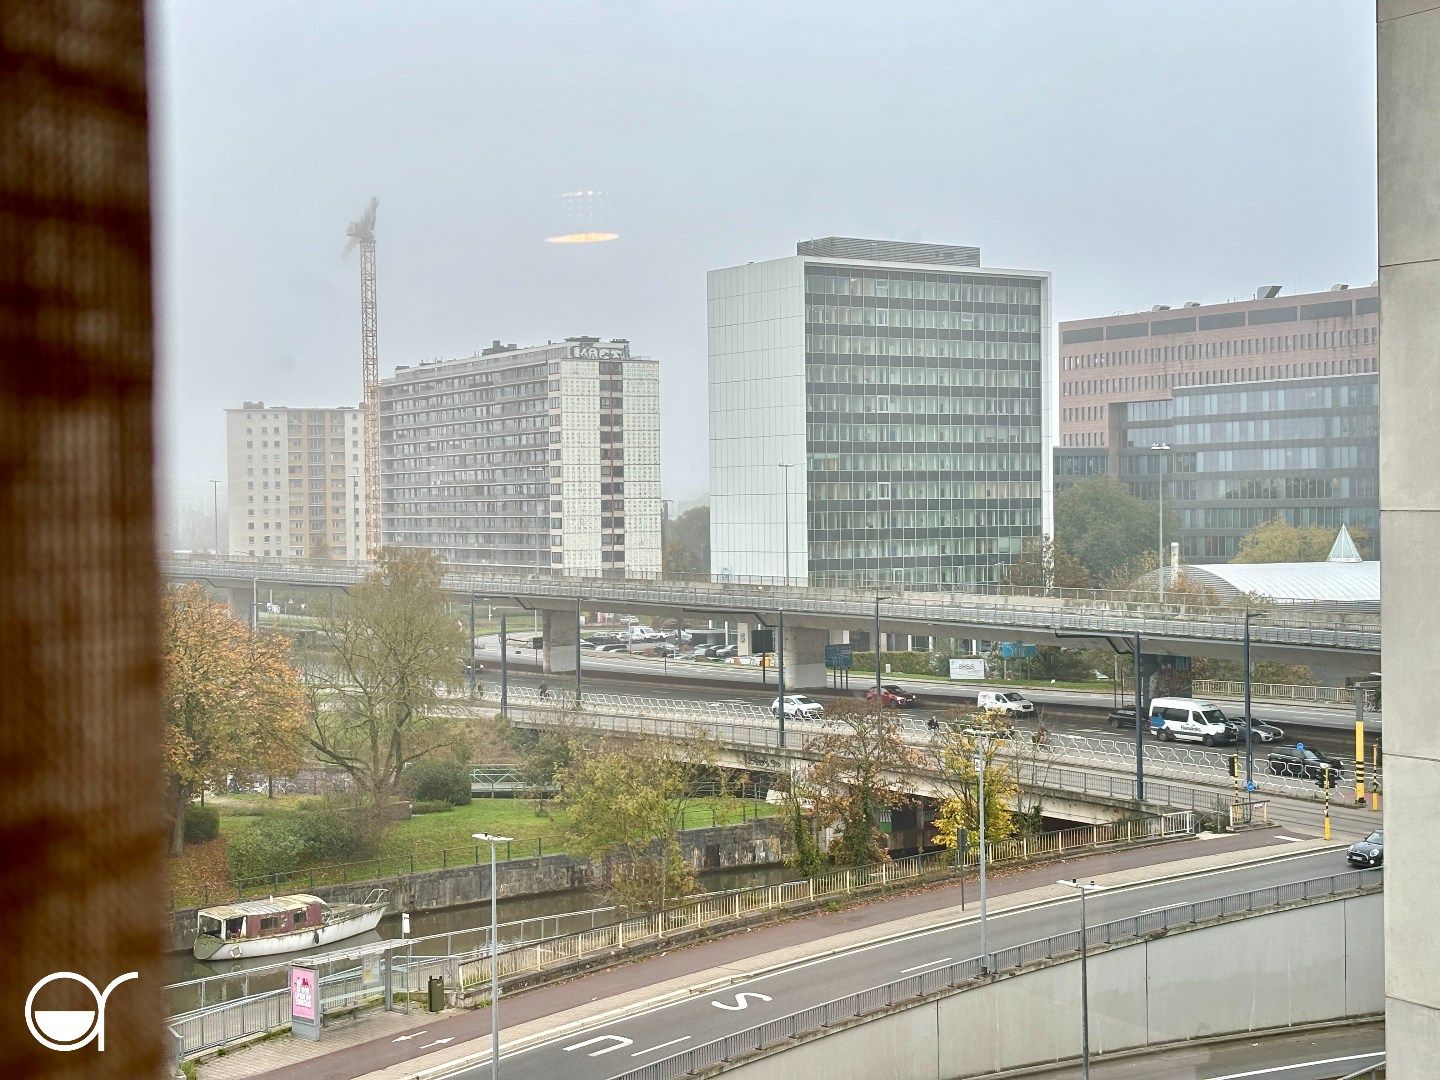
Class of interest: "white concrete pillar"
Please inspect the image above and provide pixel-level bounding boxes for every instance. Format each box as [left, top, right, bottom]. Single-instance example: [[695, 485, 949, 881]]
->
[[1379, 5, 1440, 1074], [541, 608, 578, 674], [783, 624, 829, 689]]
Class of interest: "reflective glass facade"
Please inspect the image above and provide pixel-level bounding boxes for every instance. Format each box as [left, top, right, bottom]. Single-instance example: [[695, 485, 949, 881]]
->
[[1116, 374, 1379, 561]]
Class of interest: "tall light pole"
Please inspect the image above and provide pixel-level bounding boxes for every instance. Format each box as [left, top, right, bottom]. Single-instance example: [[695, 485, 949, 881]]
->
[[1241, 609, 1269, 793], [210, 479, 221, 556], [963, 727, 994, 971], [873, 595, 891, 707], [472, 832, 513, 1080], [1149, 443, 1171, 604], [1058, 879, 1103, 1079], [778, 463, 794, 586]]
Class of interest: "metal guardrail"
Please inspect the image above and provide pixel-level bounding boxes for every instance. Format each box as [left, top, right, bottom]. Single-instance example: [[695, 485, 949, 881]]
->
[[169, 812, 1196, 1058], [160, 558, 1380, 651], [454, 811, 1196, 990], [1190, 680, 1363, 708], [1336, 1061, 1386, 1079], [499, 691, 1364, 804], [606, 870, 1383, 1080]]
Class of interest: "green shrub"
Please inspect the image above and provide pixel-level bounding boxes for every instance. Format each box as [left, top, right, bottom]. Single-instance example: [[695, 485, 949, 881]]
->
[[183, 804, 220, 844], [227, 819, 305, 883], [411, 800, 452, 815], [402, 759, 473, 806], [851, 650, 943, 676], [224, 799, 382, 884]]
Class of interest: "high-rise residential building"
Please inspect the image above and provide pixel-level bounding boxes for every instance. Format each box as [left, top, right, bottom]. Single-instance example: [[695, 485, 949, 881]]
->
[[225, 402, 367, 560], [379, 337, 661, 575], [1055, 284, 1380, 562], [709, 237, 1052, 587]]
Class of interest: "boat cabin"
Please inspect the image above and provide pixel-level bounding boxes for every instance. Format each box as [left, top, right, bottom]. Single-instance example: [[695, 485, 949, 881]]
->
[[196, 894, 326, 943]]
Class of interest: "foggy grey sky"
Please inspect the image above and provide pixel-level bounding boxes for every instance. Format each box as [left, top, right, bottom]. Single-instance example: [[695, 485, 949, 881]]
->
[[151, 0, 1377, 511]]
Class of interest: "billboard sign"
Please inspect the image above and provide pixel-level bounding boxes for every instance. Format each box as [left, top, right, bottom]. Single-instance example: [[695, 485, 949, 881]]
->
[[824, 644, 854, 669], [949, 658, 986, 680]]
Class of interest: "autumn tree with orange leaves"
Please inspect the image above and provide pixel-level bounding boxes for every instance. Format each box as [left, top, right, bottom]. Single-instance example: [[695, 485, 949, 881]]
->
[[162, 583, 307, 856]]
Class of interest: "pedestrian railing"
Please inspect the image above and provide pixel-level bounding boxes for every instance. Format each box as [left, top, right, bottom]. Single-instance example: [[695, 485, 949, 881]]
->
[[1227, 801, 1270, 829], [1191, 680, 1357, 707], [455, 811, 1196, 991], [605, 869, 1383, 1080], [168, 811, 1196, 1059]]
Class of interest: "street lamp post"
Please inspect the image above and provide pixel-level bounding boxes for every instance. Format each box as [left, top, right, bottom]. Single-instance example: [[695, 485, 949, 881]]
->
[[1058, 879, 1103, 1080], [574, 597, 582, 703], [499, 613, 508, 715], [1149, 443, 1171, 604], [776, 611, 786, 749], [1241, 609, 1269, 793], [472, 833, 514, 1080], [1051, 628, 1145, 802], [469, 595, 477, 698], [778, 463, 793, 587], [963, 727, 994, 971], [210, 479, 221, 556], [873, 595, 891, 708]]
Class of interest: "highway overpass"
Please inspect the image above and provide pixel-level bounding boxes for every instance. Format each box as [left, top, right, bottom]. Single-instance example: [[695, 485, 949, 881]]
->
[[162, 557, 1380, 690]]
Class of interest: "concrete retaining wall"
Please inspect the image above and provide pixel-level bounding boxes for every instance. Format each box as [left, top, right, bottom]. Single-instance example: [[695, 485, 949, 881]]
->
[[168, 817, 788, 952], [714, 892, 1383, 1080]]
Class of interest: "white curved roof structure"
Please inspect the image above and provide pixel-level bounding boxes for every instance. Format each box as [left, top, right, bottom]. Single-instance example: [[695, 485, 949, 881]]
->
[[1180, 560, 1379, 605]]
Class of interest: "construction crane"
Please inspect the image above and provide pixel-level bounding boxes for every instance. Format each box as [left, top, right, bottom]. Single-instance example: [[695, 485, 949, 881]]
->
[[344, 197, 380, 557]]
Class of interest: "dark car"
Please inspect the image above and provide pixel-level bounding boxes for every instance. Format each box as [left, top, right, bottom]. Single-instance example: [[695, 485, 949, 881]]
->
[[712, 644, 738, 659], [1226, 715, 1285, 744], [866, 683, 918, 708], [1107, 707, 1139, 730], [1267, 745, 1344, 786], [1348, 829, 1384, 868]]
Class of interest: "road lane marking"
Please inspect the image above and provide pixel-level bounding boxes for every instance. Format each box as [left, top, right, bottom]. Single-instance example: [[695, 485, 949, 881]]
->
[[564, 1034, 634, 1056], [1274, 835, 1308, 842], [417, 1037, 454, 1050], [631, 1036, 692, 1057], [711, 992, 773, 1010], [392, 1030, 427, 1041], [1206, 1050, 1384, 1079], [899, 957, 954, 973], [468, 848, 1351, 1066]]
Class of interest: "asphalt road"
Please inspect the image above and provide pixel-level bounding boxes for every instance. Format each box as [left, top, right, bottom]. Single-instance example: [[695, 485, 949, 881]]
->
[[444, 848, 1370, 1080], [1018, 1020, 1384, 1079], [473, 635, 1377, 755]]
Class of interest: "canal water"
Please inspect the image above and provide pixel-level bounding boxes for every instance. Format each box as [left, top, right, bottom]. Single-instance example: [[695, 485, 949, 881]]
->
[[165, 862, 804, 1007]]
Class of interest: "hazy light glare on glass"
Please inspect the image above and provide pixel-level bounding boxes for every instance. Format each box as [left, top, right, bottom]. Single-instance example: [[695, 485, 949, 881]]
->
[[545, 189, 618, 243]]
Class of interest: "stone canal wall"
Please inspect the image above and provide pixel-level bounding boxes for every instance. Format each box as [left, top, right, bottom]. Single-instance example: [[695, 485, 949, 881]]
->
[[168, 816, 789, 952]]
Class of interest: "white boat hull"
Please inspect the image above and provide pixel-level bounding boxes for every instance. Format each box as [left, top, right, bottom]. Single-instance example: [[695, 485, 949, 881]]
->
[[195, 904, 385, 960]]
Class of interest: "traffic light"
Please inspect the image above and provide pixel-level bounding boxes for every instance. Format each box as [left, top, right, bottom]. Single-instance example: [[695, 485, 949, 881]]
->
[[1227, 755, 1239, 778]]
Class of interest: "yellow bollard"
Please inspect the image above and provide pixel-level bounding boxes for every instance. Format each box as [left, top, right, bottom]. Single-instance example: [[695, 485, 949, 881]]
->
[[1323, 764, 1332, 840]]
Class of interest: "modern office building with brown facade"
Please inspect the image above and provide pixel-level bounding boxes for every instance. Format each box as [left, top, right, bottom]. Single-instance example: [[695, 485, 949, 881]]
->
[[1055, 285, 1379, 562]]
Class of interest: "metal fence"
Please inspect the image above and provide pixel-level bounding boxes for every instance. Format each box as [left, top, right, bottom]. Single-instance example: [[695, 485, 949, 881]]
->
[[160, 557, 1381, 651], [607, 869, 1382, 1080], [1191, 680, 1358, 707], [169, 811, 1195, 1058], [454, 811, 1195, 990]]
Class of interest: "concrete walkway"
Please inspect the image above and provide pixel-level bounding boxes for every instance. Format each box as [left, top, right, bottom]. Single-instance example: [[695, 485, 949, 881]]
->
[[196, 833, 1341, 1080]]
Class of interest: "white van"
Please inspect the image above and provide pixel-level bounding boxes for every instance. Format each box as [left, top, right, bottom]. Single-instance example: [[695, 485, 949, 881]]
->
[[1149, 697, 1232, 746], [976, 690, 1035, 716]]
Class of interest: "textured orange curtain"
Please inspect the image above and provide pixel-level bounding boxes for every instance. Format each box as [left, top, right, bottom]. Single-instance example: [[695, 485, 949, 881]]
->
[[0, 1, 166, 1076]]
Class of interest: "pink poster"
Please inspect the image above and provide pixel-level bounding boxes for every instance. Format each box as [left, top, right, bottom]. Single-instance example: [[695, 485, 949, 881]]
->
[[290, 966, 318, 1021]]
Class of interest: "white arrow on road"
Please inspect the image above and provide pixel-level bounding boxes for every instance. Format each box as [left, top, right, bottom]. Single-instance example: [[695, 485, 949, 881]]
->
[[418, 1037, 455, 1050], [392, 1031, 428, 1042]]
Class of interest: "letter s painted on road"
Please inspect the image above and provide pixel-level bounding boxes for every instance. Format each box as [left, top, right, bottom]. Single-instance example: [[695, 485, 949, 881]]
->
[[711, 992, 773, 1011]]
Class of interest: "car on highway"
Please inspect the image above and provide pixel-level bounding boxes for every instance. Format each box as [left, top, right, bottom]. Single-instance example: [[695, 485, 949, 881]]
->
[[1149, 697, 1234, 746], [1226, 715, 1285, 744], [976, 690, 1035, 716], [772, 694, 825, 720], [1267, 744, 1344, 786], [712, 644, 739, 659], [690, 644, 722, 660], [1348, 829, 1384, 868], [594, 642, 630, 653], [866, 684, 918, 708], [1106, 707, 1140, 730]]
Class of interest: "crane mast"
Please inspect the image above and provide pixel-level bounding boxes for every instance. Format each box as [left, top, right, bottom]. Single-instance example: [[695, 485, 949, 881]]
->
[[345, 198, 380, 557]]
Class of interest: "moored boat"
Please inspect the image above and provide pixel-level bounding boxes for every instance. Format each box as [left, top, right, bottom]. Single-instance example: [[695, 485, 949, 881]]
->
[[193, 891, 387, 960]]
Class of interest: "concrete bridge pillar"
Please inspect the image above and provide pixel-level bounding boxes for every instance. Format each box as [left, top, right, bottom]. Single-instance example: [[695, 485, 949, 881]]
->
[[225, 585, 256, 627], [541, 608, 579, 674], [783, 624, 829, 689]]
